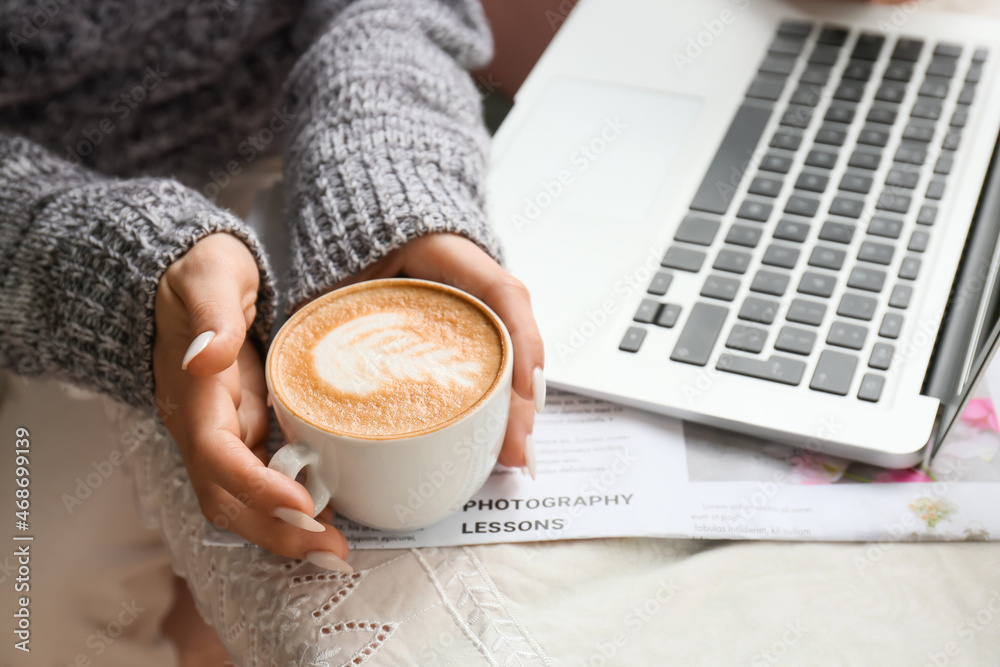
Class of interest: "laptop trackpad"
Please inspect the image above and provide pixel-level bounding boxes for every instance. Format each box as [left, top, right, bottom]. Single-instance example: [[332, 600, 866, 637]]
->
[[491, 77, 703, 222]]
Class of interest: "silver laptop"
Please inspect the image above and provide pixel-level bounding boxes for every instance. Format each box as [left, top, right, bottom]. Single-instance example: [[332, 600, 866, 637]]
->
[[486, 0, 1000, 467]]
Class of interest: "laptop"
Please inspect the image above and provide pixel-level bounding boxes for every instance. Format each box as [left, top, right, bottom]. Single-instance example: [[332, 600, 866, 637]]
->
[[486, 0, 1000, 467]]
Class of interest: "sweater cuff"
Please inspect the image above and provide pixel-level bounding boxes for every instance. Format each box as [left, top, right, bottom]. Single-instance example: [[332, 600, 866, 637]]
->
[[2, 176, 276, 409]]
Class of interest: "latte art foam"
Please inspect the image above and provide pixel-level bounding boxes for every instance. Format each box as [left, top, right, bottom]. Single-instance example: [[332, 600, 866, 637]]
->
[[270, 282, 505, 438]]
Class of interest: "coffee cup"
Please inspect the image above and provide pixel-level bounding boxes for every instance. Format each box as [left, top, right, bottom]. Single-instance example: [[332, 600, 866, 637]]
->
[[265, 278, 512, 531]]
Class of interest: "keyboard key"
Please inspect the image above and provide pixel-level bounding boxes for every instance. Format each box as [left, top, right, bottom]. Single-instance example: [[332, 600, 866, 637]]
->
[[809, 44, 841, 66], [739, 296, 779, 324], [885, 168, 919, 189], [926, 180, 945, 200], [702, 274, 741, 301], [858, 241, 895, 265], [958, 82, 977, 105], [858, 126, 890, 147], [809, 245, 847, 270], [818, 221, 855, 244], [935, 155, 954, 175], [751, 269, 791, 295], [662, 246, 706, 272], [655, 304, 682, 328], [828, 321, 868, 349], [911, 97, 942, 120], [781, 106, 814, 128], [840, 173, 873, 194], [670, 302, 729, 366], [785, 195, 820, 217], [899, 256, 921, 280], [927, 55, 958, 78], [761, 54, 797, 76], [867, 217, 902, 239], [770, 130, 803, 151], [775, 326, 817, 355], [777, 20, 813, 37], [917, 205, 938, 226], [647, 271, 673, 296], [950, 107, 969, 128], [770, 34, 808, 56], [908, 230, 929, 253], [943, 130, 962, 150], [879, 312, 904, 338], [714, 249, 752, 274], [834, 82, 865, 103], [972, 47, 988, 62], [810, 349, 859, 395], [902, 123, 934, 143], [761, 245, 800, 270], [858, 373, 885, 402], [875, 81, 907, 103], [749, 176, 784, 198], [795, 172, 829, 193], [815, 124, 848, 146], [726, 325, 767, 353], [787, 299, 827, 326], [818, 26, 849, 46], [876, 191, 911, 214], [748, 74, 787, 101], [674, 215, 721, 245], [738, 200, 773, 222], [842, 61, 874, 81], [800, 64, 832, 86], [889, 284, 913, 308], [883, 61, 914, 82], [634, 299, 661, 323], [791, 84, 823, 107], [919, 77, 950, 99], [847, 266, 886, 292], [774, 219, 810, 243], [837, 293, 878, 320], [798, 271, 837, 297], [690, 104, 773, 215], [892, 38, 924, 62], [825, 105, 856, 124], [806, 149, 839, 169], [620, 327, 646, 352], [830, 196, 865, 218], [717, 353, 806, 386], [851, 33, 885, 61], [726, 224, 763, 248], [869, 342, 894, 370], [867, 106, 898, 124], [761, 153, 794, 174], [895, 145, 927, 165], [965, 64, 983, 84], [934, 43, 962, 58], [848, 151, 880, 170]]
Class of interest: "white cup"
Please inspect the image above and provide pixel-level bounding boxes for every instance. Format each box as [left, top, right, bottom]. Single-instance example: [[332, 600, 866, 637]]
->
[[265, 279, 513, 531]]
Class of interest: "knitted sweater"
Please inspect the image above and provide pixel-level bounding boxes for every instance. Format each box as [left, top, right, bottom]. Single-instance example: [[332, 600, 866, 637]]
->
[[0, 0, 501, 409]]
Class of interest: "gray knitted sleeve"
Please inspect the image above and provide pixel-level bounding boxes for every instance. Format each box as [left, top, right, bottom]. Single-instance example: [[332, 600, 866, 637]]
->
[[0, 133, 276, 409], [282, 0, 502, 308]]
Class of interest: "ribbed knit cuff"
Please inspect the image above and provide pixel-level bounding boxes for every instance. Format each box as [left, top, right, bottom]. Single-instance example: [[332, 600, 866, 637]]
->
[[1, 136, 276, 408]]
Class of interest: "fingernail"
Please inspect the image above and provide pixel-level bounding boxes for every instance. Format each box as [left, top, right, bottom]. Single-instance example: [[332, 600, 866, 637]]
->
[[305, 550, 354, 574], [532, 366, 546, 414], [272, 506, 325, 533], [181, 331, 216, 370], [523, 434, 537, 480]]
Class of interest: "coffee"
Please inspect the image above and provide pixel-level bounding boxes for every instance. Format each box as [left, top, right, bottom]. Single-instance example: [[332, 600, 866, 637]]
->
[[269, 280, 506, 439]]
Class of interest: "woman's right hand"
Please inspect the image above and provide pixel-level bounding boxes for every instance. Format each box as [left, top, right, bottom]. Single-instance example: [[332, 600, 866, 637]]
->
[[152, 232, 353, 573]]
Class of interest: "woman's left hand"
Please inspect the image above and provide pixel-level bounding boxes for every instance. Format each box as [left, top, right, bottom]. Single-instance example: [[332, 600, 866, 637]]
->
[[324, 232, 545, 477]]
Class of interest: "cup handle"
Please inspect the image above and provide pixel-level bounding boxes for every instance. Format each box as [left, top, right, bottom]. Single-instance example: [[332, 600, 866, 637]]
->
[[268, 443, 332, 517]]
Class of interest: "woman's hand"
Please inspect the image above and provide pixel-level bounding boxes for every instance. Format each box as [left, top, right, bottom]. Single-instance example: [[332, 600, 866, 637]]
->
[[153, 233, 352, 573], [324, 232, 546, 477]]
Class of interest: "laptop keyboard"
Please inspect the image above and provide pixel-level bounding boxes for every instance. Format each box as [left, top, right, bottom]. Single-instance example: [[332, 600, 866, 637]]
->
[[619, 20, 989, 403]]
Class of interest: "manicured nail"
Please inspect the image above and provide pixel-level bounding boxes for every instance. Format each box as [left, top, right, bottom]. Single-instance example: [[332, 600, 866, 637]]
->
[[272, 506, 325, 533], [522, 434, 537, 480], [181, 331, 216, 370], [532, 366, 546, 414], [305, 550, 353, 574]]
